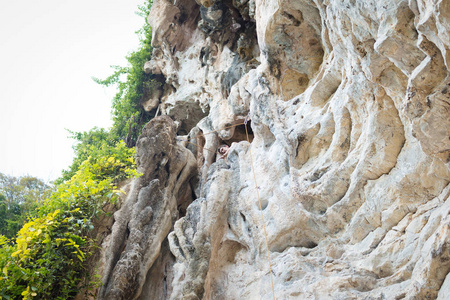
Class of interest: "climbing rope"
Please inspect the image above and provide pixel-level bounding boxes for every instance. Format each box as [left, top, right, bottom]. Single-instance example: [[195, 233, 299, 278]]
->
[[244, 118, 276, 300]]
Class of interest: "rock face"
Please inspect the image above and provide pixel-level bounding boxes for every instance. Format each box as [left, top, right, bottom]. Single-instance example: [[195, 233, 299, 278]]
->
[[100, 0, 450, 299], [99, 116, 197, 299]]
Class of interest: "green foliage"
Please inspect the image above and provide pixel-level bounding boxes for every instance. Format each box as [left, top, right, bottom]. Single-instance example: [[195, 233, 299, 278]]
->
[[0, 200, 21, 240], [0, 209, 93, 299], [0, 174, 51, 239], [0, 1, 153, 298], [44, 140, 139, 217], [0, 142, 138, 299], [59, 127, 117, 183], [93, 0, 158, 147]]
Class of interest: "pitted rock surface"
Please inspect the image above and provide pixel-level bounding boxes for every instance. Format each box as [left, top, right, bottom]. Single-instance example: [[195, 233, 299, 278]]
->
[[97, 0, 450, 299]]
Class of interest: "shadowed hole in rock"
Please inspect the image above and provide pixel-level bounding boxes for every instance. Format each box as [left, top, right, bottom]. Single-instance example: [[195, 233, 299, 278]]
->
[[304, 241, 318, 249], [240, 212, 252, 235], [223, 121, 254, 143], [271, 238, 318, 253], [256, 198, 268, 211], [215, 121, 254, 162], [240, 211, 246, 222]]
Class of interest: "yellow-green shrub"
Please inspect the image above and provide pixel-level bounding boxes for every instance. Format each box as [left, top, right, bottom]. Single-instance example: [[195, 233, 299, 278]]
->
[[41, 140, 139, 217], [0, 141, 139, 299], [0, 209, 91, 299]]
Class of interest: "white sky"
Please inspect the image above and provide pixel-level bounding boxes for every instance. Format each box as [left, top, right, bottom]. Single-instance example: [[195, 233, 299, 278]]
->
[[0, 0, 146, 181]]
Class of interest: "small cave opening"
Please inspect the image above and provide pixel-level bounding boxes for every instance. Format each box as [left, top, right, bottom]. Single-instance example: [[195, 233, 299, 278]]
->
[[225, 121, 254, 143], [215, 121, 254, 161]]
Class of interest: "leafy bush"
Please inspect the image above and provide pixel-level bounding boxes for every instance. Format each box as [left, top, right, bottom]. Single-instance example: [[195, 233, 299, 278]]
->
[[59, 128, 116, 183], [0, 209, 91, 299], [0, 174, 51, 239], [0, 141, 138, 299], [44, 140, 139, 217], [0, 1, 153, 298]]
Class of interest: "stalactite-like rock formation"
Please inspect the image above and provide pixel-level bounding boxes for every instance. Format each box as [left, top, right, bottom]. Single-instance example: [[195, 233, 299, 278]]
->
[[98, 0, 450, 299]]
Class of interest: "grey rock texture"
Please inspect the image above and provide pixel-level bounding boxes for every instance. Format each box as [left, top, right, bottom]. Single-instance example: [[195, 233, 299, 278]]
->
[[98, 116, 196, 300], [98, 0, 450, 299]]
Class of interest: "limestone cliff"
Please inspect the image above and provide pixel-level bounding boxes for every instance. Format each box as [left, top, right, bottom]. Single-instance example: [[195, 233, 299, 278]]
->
[[98, 0, 450, 299]]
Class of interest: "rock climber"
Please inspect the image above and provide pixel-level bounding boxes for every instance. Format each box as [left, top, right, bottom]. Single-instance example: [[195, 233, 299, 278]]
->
[[217, 144, 230, 160]]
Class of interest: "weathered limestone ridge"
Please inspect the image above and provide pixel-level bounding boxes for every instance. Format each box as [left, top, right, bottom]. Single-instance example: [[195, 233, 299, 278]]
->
[[97, 0, 450, 299], [99, 116, 196, 299]]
